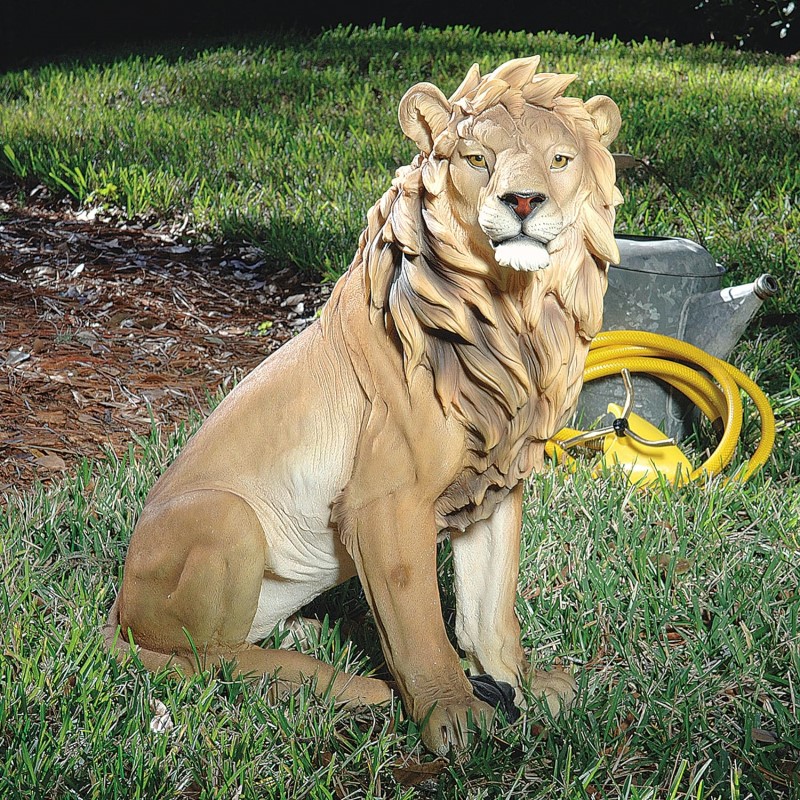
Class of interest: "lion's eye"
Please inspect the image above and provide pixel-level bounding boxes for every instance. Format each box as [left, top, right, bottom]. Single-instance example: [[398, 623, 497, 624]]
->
[[466, 154, 487, 168], [550, 154, 572, 171]]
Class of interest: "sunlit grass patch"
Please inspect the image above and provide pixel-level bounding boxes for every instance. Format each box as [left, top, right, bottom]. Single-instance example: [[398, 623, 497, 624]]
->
[[1, 25, 797, 300]]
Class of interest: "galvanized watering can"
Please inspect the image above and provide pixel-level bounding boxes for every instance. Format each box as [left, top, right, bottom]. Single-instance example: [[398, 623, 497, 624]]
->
[[574, 234, 779, 441]]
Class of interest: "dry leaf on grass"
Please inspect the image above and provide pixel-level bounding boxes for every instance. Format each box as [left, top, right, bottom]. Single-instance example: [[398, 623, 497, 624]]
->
[[653, 554, 693, 574], [149, 698, 174, 734], [392, 757, 448, 788], [751, 727, 779, 745], [33, 453, 66, 470]]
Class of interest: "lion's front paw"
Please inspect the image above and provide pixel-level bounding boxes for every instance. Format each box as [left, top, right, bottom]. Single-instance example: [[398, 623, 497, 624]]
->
[[527, 667, 577, 718], [419, 696, 496, 756]]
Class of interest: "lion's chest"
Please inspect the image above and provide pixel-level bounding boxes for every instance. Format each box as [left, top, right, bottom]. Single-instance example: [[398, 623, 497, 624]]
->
[[435, 420, 544, 533], [434, 328, 590, 533]]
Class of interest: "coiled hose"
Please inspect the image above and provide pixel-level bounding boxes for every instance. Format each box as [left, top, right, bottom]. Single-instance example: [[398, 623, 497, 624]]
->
[[548, 330, 776, 483]]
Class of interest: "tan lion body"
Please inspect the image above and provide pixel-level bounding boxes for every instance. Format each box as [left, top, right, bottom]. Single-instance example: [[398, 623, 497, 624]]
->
[[106, 56, 622, 755]]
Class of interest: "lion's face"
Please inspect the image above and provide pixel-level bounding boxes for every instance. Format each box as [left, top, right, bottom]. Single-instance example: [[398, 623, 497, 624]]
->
[[448, 103, 587, 271], [398, 57, 622, 274]]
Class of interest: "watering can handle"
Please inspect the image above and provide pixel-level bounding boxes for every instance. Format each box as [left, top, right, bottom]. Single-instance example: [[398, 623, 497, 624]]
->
[[611, 153, 707, 250]]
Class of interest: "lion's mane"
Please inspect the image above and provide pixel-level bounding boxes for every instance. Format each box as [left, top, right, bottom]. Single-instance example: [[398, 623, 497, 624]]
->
[[329, 60, 621, 529]]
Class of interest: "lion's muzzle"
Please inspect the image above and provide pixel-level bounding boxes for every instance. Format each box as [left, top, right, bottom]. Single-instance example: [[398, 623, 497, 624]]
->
[[479, 191, 563, 273]]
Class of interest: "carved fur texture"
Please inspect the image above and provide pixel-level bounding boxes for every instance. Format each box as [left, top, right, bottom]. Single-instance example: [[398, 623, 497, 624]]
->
[[104, 57, 622, 756]]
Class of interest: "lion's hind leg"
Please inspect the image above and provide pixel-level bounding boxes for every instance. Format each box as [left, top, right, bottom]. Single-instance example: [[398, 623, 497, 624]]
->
[[110, 488, 392, 708], [232, 644, 394, 707], [106, 601, 393, 707], [116, 488, 267, 658]]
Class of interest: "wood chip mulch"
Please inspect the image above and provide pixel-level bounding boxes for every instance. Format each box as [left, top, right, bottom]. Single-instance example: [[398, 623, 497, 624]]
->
[[0, 186, 331, 498]]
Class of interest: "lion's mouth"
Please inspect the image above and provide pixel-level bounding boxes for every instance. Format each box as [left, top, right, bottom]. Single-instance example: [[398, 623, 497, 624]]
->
[[490, 235, 551, 272]]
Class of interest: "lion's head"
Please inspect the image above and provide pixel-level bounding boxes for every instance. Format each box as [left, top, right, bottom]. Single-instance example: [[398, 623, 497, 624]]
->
[[397, 56, 622, 275], [337, 57, 622, 500]]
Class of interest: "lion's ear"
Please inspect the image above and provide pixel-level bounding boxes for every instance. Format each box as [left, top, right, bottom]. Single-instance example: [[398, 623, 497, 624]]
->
[[584, 95, 622, 148], [398, 83, 452, 155]]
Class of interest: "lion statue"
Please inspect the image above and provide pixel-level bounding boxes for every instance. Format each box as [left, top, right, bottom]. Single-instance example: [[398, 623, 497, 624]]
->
[[104, 56, 622, 755]]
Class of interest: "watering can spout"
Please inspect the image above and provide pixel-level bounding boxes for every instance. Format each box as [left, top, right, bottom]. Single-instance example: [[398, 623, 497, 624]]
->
[[752, 273, 781, 301], [679, 273, 780, 361]]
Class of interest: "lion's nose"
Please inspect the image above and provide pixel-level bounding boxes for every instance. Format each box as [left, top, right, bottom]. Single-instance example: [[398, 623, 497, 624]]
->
[[499, 191, 547, 220]]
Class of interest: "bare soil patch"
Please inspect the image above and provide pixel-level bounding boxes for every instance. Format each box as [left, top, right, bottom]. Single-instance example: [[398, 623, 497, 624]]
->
[[0, 185, 329, 496]]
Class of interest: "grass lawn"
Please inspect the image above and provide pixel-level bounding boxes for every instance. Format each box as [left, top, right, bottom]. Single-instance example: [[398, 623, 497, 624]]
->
[[1, 24, 799, 799]]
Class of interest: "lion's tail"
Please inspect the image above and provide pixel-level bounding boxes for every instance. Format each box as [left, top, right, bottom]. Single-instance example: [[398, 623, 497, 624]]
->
[[101, 595, 123, 653]]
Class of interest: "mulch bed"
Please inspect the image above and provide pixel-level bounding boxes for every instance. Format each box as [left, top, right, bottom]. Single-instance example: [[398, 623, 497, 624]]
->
[[0, 184, 331, 497]]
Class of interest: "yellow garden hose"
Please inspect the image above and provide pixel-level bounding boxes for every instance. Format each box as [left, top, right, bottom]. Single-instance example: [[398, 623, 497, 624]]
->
[[548, 330, 776, 484]]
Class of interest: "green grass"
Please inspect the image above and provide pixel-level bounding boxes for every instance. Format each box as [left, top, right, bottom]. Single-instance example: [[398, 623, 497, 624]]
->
[[2, 23, 800, 800], [2, 412, 799, 798], [1, 24, 798, 296]]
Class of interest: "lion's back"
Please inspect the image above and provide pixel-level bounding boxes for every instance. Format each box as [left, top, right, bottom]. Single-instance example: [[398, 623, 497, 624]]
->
[[143, 317, 366, 528]]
